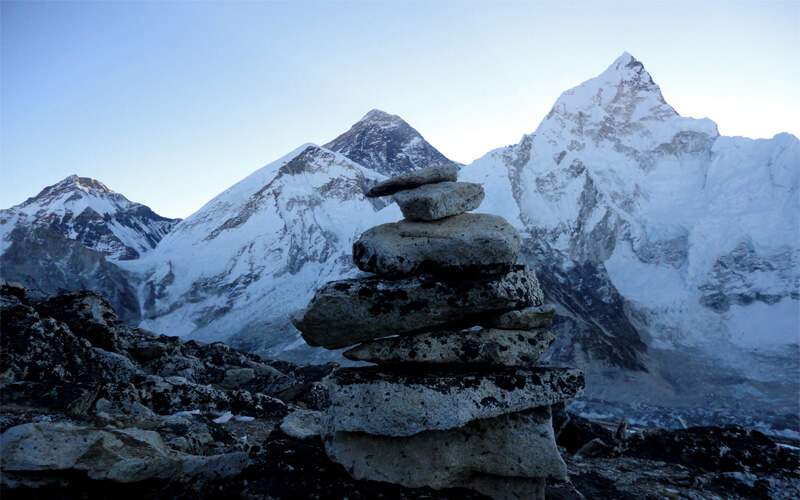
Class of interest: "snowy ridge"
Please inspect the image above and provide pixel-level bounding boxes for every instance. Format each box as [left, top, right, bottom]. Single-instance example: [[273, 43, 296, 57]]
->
[[0, 175, 179, 260], [131, 144, 401, 361]]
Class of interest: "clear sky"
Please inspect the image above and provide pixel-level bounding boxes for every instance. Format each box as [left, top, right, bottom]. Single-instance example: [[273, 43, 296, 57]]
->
[[2, 0, 797, 218]]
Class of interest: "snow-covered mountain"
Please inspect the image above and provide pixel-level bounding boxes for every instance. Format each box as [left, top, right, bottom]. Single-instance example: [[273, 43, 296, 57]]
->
[[460, 52, 799, 421], [0, 175, 179, 320], [131, 109, 457, 360], [129, 144, 401, 362], [6, 54, 797, 428], [324, 109, 458, 175], [1, 175, 179, 260], [133, 53, 798, 427]]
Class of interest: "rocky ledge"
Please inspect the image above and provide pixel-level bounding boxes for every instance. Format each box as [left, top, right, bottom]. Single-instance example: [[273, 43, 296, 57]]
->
[[1, 283, 798, 499]]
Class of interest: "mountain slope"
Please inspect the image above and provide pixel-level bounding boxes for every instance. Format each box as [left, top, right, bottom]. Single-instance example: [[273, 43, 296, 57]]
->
[[324, 109, 458, 176], [0, 175, 179, 320], [131, 144, 400, 361]]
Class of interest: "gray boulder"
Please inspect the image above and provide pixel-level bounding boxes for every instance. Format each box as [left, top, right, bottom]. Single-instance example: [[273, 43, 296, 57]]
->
[[219, 367, 256, 389], [322, 367, 584, 436], [352, 214, 520, 277], [392, 182, 484, 221], [293, 266, 542, 349], [324, 407, 566, 492], [343, 327, 556, 367], [0, 422, 249, 484], [486, 305, 556, 330], [280, 408, 322, 440], [366, 164, 459, 197]]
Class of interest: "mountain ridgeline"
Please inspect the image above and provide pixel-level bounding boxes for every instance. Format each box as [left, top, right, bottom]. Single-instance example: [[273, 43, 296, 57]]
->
[[2, 53, 797, 429], [0, 175, 179, 320]]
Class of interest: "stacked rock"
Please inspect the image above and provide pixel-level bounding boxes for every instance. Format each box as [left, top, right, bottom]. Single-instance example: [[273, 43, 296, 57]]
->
[[292, 165, 584, 500]]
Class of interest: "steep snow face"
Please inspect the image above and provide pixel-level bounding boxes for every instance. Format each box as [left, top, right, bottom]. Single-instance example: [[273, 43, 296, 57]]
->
[[461, 53, 800, 415], [0, 175, 179, 260], [133, 144, 400, 361], [324, 109, 457, 176]]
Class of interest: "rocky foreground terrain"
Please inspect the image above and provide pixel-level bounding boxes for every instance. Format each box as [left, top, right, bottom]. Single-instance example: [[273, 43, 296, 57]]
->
[[1, 283, 798, 499]]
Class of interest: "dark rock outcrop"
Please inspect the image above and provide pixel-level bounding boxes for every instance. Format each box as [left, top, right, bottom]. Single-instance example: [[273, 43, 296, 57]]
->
[[294, 266, 542, 349]]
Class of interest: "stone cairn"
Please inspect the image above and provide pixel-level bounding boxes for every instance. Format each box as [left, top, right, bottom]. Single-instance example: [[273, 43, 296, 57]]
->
[[293, 165, 585, 500]]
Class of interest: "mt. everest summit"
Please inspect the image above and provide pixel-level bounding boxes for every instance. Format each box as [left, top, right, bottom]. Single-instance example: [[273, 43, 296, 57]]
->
[[2, 53, 797, 428], [324, 109, 458, 176]]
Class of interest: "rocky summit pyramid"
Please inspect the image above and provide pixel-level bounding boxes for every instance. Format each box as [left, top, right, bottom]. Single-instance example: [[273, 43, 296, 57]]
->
[[293, 166, 584, 499], [324, 109, 458, 176]]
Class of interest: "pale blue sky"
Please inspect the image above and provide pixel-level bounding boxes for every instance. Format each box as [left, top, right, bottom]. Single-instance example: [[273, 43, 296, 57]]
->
[[2, 0, 797, 218]]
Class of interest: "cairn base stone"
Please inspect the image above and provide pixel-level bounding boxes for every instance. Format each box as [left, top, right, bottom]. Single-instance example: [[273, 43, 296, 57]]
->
[[343, 327, 556, 367], [366, 164, 459, 197], [392, 181, 484, 221], [322, 366, 584, 436], [324, 407, 566, 492], [294, 266, 542, 349], [352, 214, 520, 278]]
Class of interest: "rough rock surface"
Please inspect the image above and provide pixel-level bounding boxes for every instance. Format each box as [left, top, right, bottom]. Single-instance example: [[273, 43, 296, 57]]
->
[[0, 422, 249, 484], [343, 327, 556, 367], [324, 109, 457, 178], [322, 366, 584, 436], [232, 431, 487, 500], [294, 266, 542, 349], [279, 408, 322, 440], [366, 164, 460, 197], [467, 476, 546, 500], [1, 285, 490, 499], [485, 305, 556, 330], [392, 181, 484, 221], [352, 214, 520, 278], [324, 407, 566, 490], [0, 283, 324, 427], [5, 285, 797, 499]]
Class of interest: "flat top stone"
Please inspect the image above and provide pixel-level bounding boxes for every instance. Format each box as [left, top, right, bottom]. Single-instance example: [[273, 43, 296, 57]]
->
[[366, 164, 459, 197], [323, 366, 584, 436], [392, 181, 484, 221], [343, 327, 556, 367], [352, 213, 520, 278]]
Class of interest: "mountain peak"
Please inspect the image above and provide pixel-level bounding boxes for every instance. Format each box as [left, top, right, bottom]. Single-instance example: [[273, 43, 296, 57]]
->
[[600, 51, 653, 85], [541, 52, 676, 129], [360, 108, 399, 123], [324, 110, 456, 176], [610, 51, 636, 67], [19, 175, 117, 210], [50, 175, 114, 195]]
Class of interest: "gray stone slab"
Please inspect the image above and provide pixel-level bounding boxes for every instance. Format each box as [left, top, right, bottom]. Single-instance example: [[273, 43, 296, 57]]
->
[[393, 181, 484, 221], [293, 266, 542, 349], [343, 327, 556, 367], [366, 164, 459, 197], [321, 366, 584, 436], [324, 407, 566, 491], [353, 213, 520, 277]]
